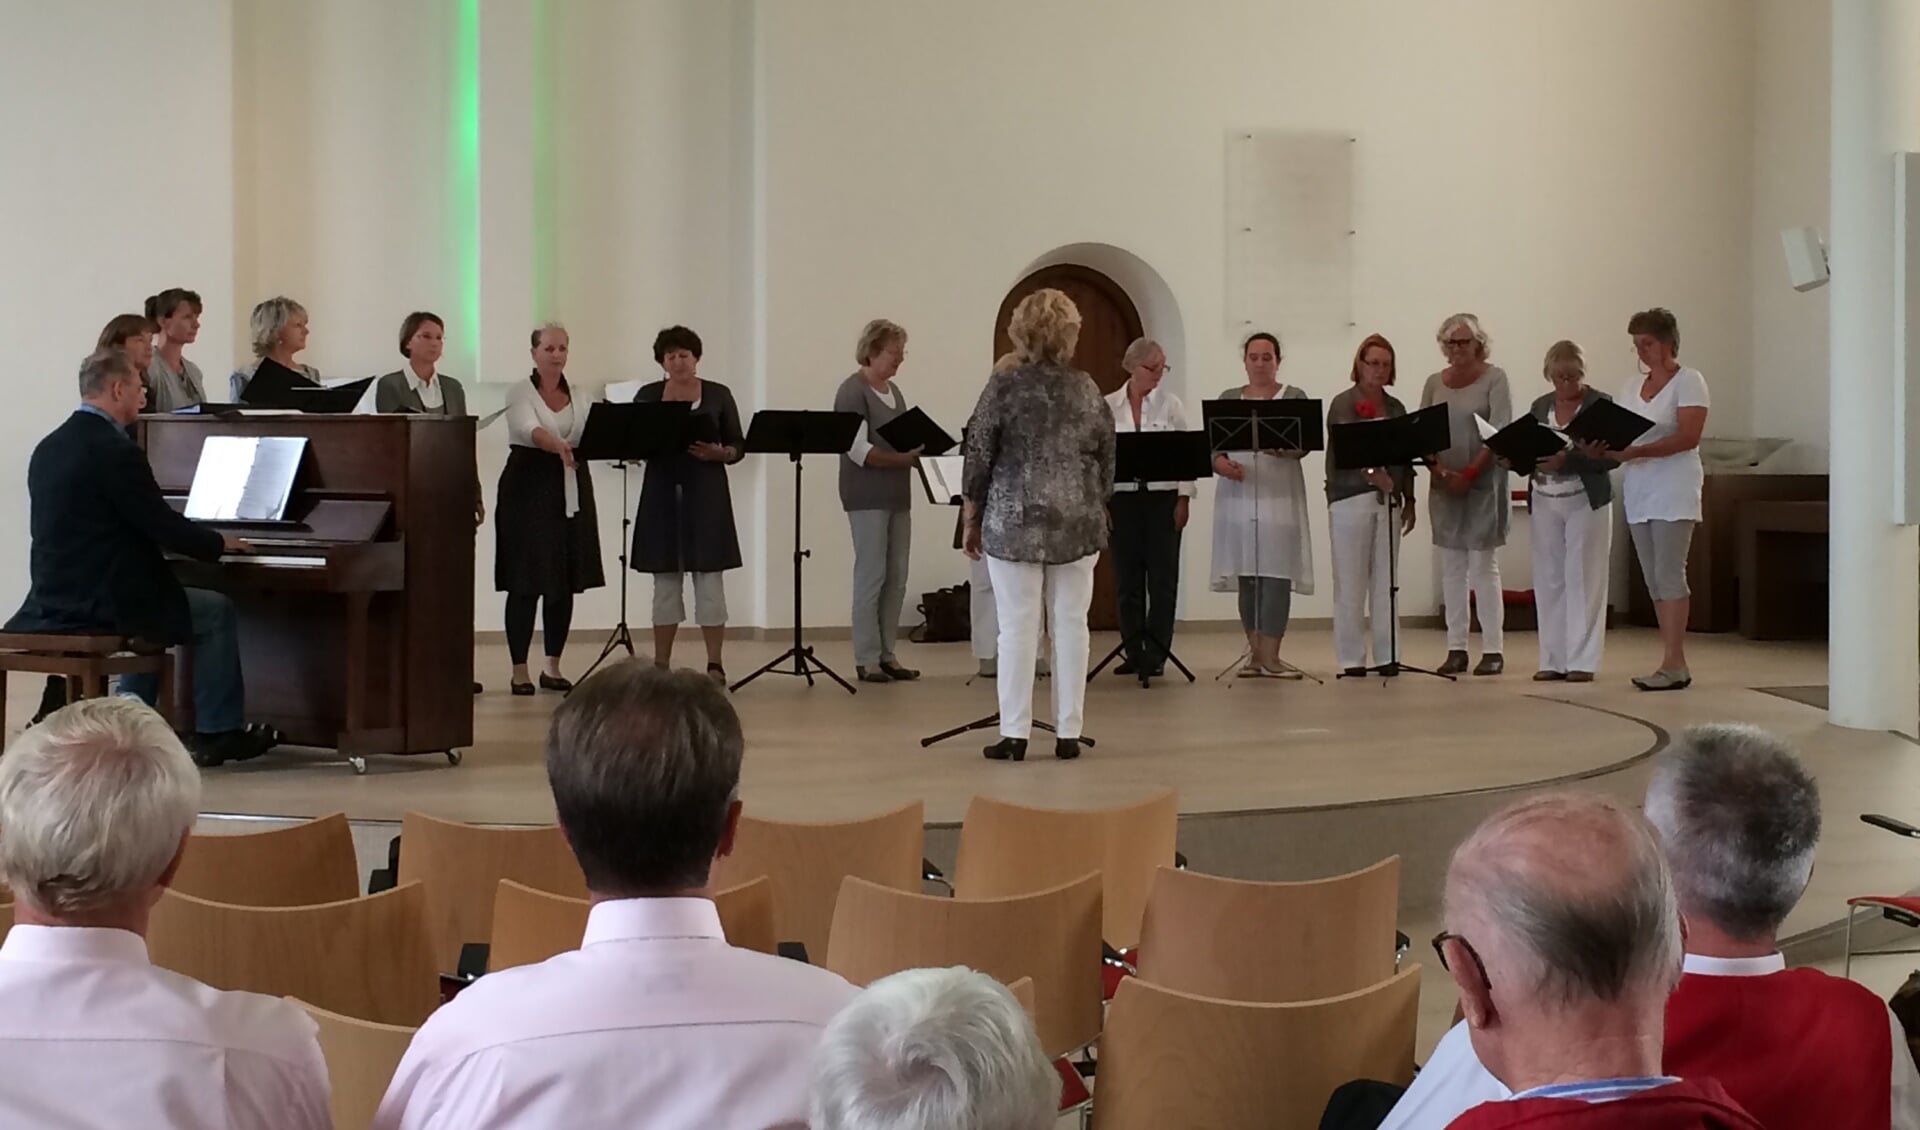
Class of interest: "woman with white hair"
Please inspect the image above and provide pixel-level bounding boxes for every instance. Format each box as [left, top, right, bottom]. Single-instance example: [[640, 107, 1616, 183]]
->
[[1524, 341, 1617, 682], [229, 296, 321, 401], [810, 967, 1059, 1130], [962, 289, 1115, 762], [836, 318, 921, 684], [1106, 336, 1193, 682], [1420, 313, 1512, 677]]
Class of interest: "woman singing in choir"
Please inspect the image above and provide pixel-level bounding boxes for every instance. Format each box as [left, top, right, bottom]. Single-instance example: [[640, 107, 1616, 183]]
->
[[1610, 308, 1708, 691], [1326, 334, 1414, 677], [963, 289, 1113, 762], [495, 322, 604, 695], [230, 296, 321, 401], [144, 288, 207, 412], [96, 313, 157, 404], [1524, 341, 1617, 683], [632, 325, 746, 684], [836, 318, 920, 684], [1421, 312, 1511, 676], [1210, 331, 1315, 678], [1106, 336, 1193, 681], [376, 311, 484, 526]]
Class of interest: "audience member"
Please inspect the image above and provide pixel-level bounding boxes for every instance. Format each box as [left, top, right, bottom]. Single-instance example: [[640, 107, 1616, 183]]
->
[[1432, 791, 1760, 1128], [374, 661, 857, 1129], [811, 966, 1059, 1130], [1386, 725, 1920, 1129], [0, 698, 329, 1128]]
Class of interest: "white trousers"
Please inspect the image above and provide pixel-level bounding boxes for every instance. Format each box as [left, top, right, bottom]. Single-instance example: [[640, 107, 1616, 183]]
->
[[1531, 491, 1612, 675], [1330, 494, 1399, 669], [986, 554, 1095, 740], [970, 555, 1048, 661], [1439, 546, 1504, 654]]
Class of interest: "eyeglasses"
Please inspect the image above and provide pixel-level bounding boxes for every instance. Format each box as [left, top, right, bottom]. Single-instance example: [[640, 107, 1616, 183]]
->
[[1432, 930, 1491, 989], [1441, 337, 1477, 349]]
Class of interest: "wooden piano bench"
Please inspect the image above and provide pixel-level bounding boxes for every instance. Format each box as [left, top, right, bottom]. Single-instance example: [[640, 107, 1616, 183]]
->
[[0, 633, 174, 736]]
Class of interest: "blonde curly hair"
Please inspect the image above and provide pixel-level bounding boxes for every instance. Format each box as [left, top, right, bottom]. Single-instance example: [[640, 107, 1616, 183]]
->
[[1006, 288, 1081, 367]]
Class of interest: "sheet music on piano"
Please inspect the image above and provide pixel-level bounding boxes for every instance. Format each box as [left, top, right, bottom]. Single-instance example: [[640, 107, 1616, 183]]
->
[[184, 435, 308, 521], [918, 455, 965, 505]]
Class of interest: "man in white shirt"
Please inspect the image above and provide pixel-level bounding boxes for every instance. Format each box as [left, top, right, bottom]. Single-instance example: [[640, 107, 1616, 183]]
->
[[374, 661, 859, 1130], [0, 698, 331, 1130], [1383, 724, 1920, 1130]]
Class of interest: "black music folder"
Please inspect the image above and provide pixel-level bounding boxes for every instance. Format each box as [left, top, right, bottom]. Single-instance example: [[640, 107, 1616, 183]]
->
[[1202, 397, 1325, 453], [1565, 399, 1655, 451], [241, 359, 373, 413], [576, 401, 693, 462], [1478, 415, 1567, 476], [1329, 404, 1452, 470], [876, 407, 957, 457], [1114, 431, 1213, 486]]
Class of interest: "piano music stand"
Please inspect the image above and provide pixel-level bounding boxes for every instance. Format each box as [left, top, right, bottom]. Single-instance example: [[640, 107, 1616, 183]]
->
[[730, 410, 864, 695], [574, 401, 693, 683]]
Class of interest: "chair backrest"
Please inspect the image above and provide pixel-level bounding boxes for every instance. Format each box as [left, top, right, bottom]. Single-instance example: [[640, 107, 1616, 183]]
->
[[1089, 967, 1422, 1130], [396, 811, 587, 971], [292, 998, 417, 1130], [1135, 857, 1401, 1002], [711, 801, 924, 960], [826, 872, 1103, 1059], [489, 877, 778, 973], [953, 790, 1176, 950], [172, 813, 361, 908], [148, 882, 440, 1026]]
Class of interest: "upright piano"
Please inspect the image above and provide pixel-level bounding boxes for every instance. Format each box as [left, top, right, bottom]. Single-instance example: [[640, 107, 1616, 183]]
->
[[138, 414, 476, 765]]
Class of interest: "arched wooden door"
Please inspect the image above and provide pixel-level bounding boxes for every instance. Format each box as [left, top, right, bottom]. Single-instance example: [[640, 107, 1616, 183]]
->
[[992, 264, 1143, 631]]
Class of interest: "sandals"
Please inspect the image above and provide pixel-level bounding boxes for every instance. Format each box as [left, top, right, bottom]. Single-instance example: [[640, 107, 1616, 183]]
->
[[707, 663, 728, 687], [1633, 669, 1691, 692]]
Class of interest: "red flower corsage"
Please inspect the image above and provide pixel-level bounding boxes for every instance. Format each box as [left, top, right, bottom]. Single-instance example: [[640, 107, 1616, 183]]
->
[[1354, 399, 1381, 419]]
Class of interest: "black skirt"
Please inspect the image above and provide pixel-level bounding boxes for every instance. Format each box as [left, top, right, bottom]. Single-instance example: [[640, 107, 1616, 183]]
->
[[494, 446, 606, 595]]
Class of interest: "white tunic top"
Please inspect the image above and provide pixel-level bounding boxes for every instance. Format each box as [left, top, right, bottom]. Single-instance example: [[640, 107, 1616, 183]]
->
[[373, 897, 858, 1130], [1618, 366, 1710, 523], [1209, 384, 1315, 595], [0, 924, 331, 1130]]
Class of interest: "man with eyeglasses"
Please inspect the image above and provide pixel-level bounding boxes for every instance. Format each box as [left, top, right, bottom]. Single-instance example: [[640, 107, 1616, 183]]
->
[[1416, 791, 1760, 1128]]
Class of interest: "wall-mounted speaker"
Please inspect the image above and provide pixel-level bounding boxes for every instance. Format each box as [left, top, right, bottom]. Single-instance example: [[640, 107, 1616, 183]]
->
[[1781, 226, 1829, 292]]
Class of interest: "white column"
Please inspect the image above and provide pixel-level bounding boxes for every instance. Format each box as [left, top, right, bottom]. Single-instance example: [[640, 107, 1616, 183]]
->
[[1829, 0, 1920, 734]]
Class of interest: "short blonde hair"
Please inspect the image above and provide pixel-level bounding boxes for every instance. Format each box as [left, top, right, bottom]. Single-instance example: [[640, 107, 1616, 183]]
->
[[1543, 340, 1585, 383], [1120, 337, 1164, 373], [855, 319, 908, 366], [1006, 288, 1081, 367], [249, 296, 308, 358], [0, 698, 200, 916], [1437, 313, 1490, 361]]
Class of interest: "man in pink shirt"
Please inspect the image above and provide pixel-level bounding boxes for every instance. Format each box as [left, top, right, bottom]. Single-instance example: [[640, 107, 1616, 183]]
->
[[0, 698, 330, 1129], [374, 661, 859, 1130]]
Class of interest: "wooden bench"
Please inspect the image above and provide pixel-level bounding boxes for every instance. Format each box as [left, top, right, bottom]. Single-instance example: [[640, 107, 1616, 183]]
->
[[0, 633, 173, 735]]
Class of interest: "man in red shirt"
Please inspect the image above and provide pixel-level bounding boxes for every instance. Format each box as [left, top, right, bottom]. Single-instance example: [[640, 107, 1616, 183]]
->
[[1436, 792, 1761, 1129]]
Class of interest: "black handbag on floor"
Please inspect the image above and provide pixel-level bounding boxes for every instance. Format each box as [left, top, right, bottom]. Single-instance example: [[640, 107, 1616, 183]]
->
[[911, 582, 971, 643]]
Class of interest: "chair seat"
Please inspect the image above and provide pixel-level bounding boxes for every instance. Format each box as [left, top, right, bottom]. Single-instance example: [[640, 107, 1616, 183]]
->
[[0, 632, 156, 656]]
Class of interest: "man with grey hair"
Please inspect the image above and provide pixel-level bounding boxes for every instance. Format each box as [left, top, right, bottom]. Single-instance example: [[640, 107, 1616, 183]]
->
[[5, 348, 272, 767], [375, 661, 857, 1130], [1433, 791, 1759, 1128], [1387, 725, 1916, 1128], [811, 966, 1059, 1130], [0, 698, 329, 1128]]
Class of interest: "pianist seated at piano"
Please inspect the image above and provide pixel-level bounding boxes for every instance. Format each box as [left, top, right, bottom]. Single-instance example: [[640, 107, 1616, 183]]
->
[[229, 295, 321, 402], [376, 311, 483, 526], [5, 349, 275, 768]]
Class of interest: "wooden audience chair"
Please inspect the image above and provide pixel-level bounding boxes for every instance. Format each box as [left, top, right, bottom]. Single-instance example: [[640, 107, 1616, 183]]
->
[[953, 791, 1176, 951], [488, 875, 777, 973], [292, 999, 416, 1130], [395, 812, 587, 972], [1135, 857, 1401, 1002], [1006, 975, 1036, 1021], [0, 632, 172, 733], [826, 872, 1103, 1060], [148, 882, 440, 1026], [711, 801, 925, 961], [1090, 967, 1422, 1130], [171, 813, 361, 908]]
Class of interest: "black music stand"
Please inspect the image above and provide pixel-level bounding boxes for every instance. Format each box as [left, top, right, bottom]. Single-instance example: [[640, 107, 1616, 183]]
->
[[1201, 396, 1324, 684], [732, 409, 864, 695], [1328, 403, 1453, 683], [573, 400, 693, 683], [1089, 430, 1213, 686]]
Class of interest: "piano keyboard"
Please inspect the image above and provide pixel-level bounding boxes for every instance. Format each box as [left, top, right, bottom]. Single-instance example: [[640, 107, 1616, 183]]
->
[[222, 554, 324, 569]]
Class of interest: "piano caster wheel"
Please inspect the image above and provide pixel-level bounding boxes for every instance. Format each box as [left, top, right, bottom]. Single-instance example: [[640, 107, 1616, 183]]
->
[[445, 749, 463, 767], [348, 756, 367, 776]]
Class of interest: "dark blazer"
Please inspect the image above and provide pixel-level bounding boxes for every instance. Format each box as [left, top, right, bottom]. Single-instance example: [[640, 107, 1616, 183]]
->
[[6, 409, 224, 644], [374, 370, 468, 416], [1527, 387, 1619, 512]]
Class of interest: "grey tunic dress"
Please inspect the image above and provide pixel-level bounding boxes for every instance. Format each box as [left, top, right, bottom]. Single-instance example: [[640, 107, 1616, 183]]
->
[[630, 379, 747, 574], [1419, 365, 1512, 551], [962, 362, 1115, 564]]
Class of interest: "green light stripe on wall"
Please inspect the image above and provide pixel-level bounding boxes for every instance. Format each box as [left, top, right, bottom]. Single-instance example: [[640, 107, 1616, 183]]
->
[[452, 0, 481, 365]]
